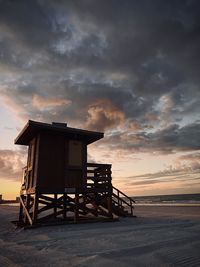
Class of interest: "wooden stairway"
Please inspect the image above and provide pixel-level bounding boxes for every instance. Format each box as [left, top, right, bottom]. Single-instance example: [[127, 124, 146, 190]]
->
[[86, 163, 135, 217], [100, 186, 135, 217], [77, 186, 135, 219]]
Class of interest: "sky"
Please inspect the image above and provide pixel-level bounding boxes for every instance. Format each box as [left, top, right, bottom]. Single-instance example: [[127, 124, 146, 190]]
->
[[0, 0, 200, 199]]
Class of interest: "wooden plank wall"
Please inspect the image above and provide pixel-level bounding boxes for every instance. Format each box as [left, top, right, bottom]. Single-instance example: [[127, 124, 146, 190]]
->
[[37, 132, 65, 191]]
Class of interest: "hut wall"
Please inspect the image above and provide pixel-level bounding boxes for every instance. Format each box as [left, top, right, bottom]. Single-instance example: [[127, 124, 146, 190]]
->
[[25, 137, 38, 191], [37, 132, 65, 193], [36, 132, 87, 193]]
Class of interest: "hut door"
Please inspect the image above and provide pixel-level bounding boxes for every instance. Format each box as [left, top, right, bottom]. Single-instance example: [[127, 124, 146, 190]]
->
[[65, 140, 83, 188]]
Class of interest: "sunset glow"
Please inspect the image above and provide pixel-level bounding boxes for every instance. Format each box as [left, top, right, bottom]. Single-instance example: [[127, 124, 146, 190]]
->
[[0, 1, 200, 199]]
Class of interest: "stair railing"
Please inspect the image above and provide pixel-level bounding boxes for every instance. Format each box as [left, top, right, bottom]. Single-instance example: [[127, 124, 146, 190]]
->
[[112, 186, 135, 216]]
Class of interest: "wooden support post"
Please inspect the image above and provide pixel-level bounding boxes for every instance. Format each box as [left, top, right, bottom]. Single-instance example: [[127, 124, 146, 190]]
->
[[20, 195, 33, 225], [74, 193, 79, 223], [107, 196, 113, 219], [25, 194, 31, 225], [54, 193, 57, 219], [19, 197, 24, 223], [32, 193, 39, 223], [94, 202, 98, 217], [63, 193, 67, 220]]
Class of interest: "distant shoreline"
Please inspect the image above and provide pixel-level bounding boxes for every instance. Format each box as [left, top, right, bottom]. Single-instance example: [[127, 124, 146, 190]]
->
[[0, 200, 19, 205]]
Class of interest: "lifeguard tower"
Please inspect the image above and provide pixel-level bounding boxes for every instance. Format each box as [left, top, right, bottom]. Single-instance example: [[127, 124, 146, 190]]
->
[[15, 120, 135, 227]]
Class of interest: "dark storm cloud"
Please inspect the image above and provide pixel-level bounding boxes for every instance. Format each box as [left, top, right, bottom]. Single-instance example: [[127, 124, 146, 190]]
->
[[0, 0, 200, 154], [65, 0, 200, 82], [148, 123, 200, 152], [0, 0, 54, 48], [102, 122, 200, 154]]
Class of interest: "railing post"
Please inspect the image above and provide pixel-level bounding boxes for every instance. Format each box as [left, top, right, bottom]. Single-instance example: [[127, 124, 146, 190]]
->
[[130, 200, 133, 216], [117, 189, 120, 207]]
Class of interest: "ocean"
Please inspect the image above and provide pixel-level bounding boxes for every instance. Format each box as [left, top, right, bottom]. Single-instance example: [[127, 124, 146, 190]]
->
[[133, 193, 200, 206], [1, 193, 200, 207]]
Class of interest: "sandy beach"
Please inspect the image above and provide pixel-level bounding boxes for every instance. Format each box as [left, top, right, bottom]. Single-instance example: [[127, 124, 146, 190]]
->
[[0, 205, 200, 267]]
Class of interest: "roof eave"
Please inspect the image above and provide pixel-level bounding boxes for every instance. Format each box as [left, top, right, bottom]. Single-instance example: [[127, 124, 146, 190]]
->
[[14, 121, 30, 145], [14, 120, 104, 145]]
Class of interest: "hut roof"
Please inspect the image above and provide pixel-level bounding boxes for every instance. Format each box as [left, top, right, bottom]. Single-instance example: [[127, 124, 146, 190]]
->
[[15, 120, 104, 145]]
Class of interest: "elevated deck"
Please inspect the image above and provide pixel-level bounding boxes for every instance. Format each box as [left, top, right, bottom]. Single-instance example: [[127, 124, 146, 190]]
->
[[18, 163, 135, 227]]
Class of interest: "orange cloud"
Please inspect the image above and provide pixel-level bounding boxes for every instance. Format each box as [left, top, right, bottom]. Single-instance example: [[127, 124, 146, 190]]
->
[[86, 99, 125, 131], [32, 94, 71, 110]]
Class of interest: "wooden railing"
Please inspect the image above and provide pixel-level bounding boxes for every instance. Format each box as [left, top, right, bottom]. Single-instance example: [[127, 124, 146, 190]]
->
[[21, 166, 27, 190], [112, 186, 135, 216], [86, 164, 135, 217], [86, 163, 112, 193]]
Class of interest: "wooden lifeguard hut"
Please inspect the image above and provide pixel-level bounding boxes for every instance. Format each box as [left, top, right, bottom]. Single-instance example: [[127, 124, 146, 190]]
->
[[15, 120, 135, 227]]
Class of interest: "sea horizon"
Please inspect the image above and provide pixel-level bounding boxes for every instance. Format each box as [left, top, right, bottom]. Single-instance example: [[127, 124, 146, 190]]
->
[[132, 192, 200, 206], [2, 192, 200, 207]]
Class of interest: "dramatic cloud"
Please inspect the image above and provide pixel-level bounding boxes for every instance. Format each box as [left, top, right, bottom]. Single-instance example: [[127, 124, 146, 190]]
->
[[32, 94, 71, 110], [86, 99, 125, 131], [0, 1, 200, 195], [101, 122, 200, 155], [0, 149, 26, 181]]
